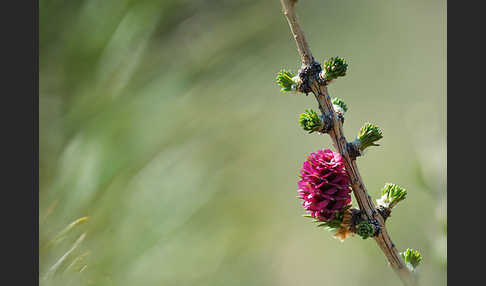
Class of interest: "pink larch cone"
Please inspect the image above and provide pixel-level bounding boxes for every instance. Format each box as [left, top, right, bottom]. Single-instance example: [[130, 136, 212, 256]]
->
[[298, 149, 352, 221]]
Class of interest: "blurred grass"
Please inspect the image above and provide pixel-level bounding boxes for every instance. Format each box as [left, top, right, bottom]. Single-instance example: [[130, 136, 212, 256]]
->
[[40, 0, 446, 285]]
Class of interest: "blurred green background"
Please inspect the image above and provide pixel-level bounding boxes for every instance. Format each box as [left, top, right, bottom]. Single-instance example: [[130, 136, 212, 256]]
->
[[39, 0, 446, 285]]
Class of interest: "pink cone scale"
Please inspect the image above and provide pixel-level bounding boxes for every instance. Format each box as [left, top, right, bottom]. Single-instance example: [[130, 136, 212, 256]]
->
[[298, 149, 352, 221]]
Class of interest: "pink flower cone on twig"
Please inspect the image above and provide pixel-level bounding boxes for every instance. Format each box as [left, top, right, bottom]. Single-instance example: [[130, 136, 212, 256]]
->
[[298, 149, 352, 221]]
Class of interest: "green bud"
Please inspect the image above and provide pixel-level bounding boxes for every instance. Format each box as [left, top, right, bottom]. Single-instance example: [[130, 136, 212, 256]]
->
[[332, 97, 348, 114], [323, 57, 348, 81], [356, 221, 374, 239], [400, 248, 423, 271], [276, 70, 297, 92], [356, 123, 383, 151], [299, 109, 322, 133], [377, 183, 407, 209]]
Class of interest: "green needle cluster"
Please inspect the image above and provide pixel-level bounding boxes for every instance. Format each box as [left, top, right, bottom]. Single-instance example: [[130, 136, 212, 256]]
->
[[400, 248, 423, 271], [332, 97, 348, 114], [356, 221, 374, 239], [377, 183, 407, 209], [299, 109, 322, 133], [323, 57, 348, 81], [303, 207, 349, 232], [276, 70, 297, 92], [356, 123, 383, 151]]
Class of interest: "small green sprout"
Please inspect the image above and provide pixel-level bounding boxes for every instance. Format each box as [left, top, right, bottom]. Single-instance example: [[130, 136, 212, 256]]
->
[[356, 221, 374, 239], [332, 97, 348, 115], [377, 183, 407, 209], [322, 57, 348, 81], [299, 109, 322, 133], [356, 123, 383, 151], [276, 70, 297, 92], [400, 248, 423, 271]]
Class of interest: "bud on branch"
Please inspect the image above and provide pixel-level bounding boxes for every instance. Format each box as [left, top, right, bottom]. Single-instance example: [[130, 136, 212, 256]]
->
[[276, 70, 298, 92], [400, 248, 423, 271], [299, 109, 322, 133], [321, 57, 348, 83], [377, 183, 407, 209], [332, 97, 348, 115], [356, 220, 374, 239], [356, 122, 383, 152]]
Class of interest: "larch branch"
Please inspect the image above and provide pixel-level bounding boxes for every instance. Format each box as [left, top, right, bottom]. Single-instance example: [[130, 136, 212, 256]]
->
[[279, 1, 418, 285]]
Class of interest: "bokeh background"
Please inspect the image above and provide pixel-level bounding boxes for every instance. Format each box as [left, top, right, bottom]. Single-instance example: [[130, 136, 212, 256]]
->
[[39, 0, 446, 285]]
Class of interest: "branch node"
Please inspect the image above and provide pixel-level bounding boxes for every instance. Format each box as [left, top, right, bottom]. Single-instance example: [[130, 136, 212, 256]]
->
[[338, 113, 345, 124], [296, 61, 322, 94], [319, 112, 333, 133], [369, 218, 382, 237], [349, 208, 363, 232], [346, 141, 361, 159], [377, 205, 392, 221]]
